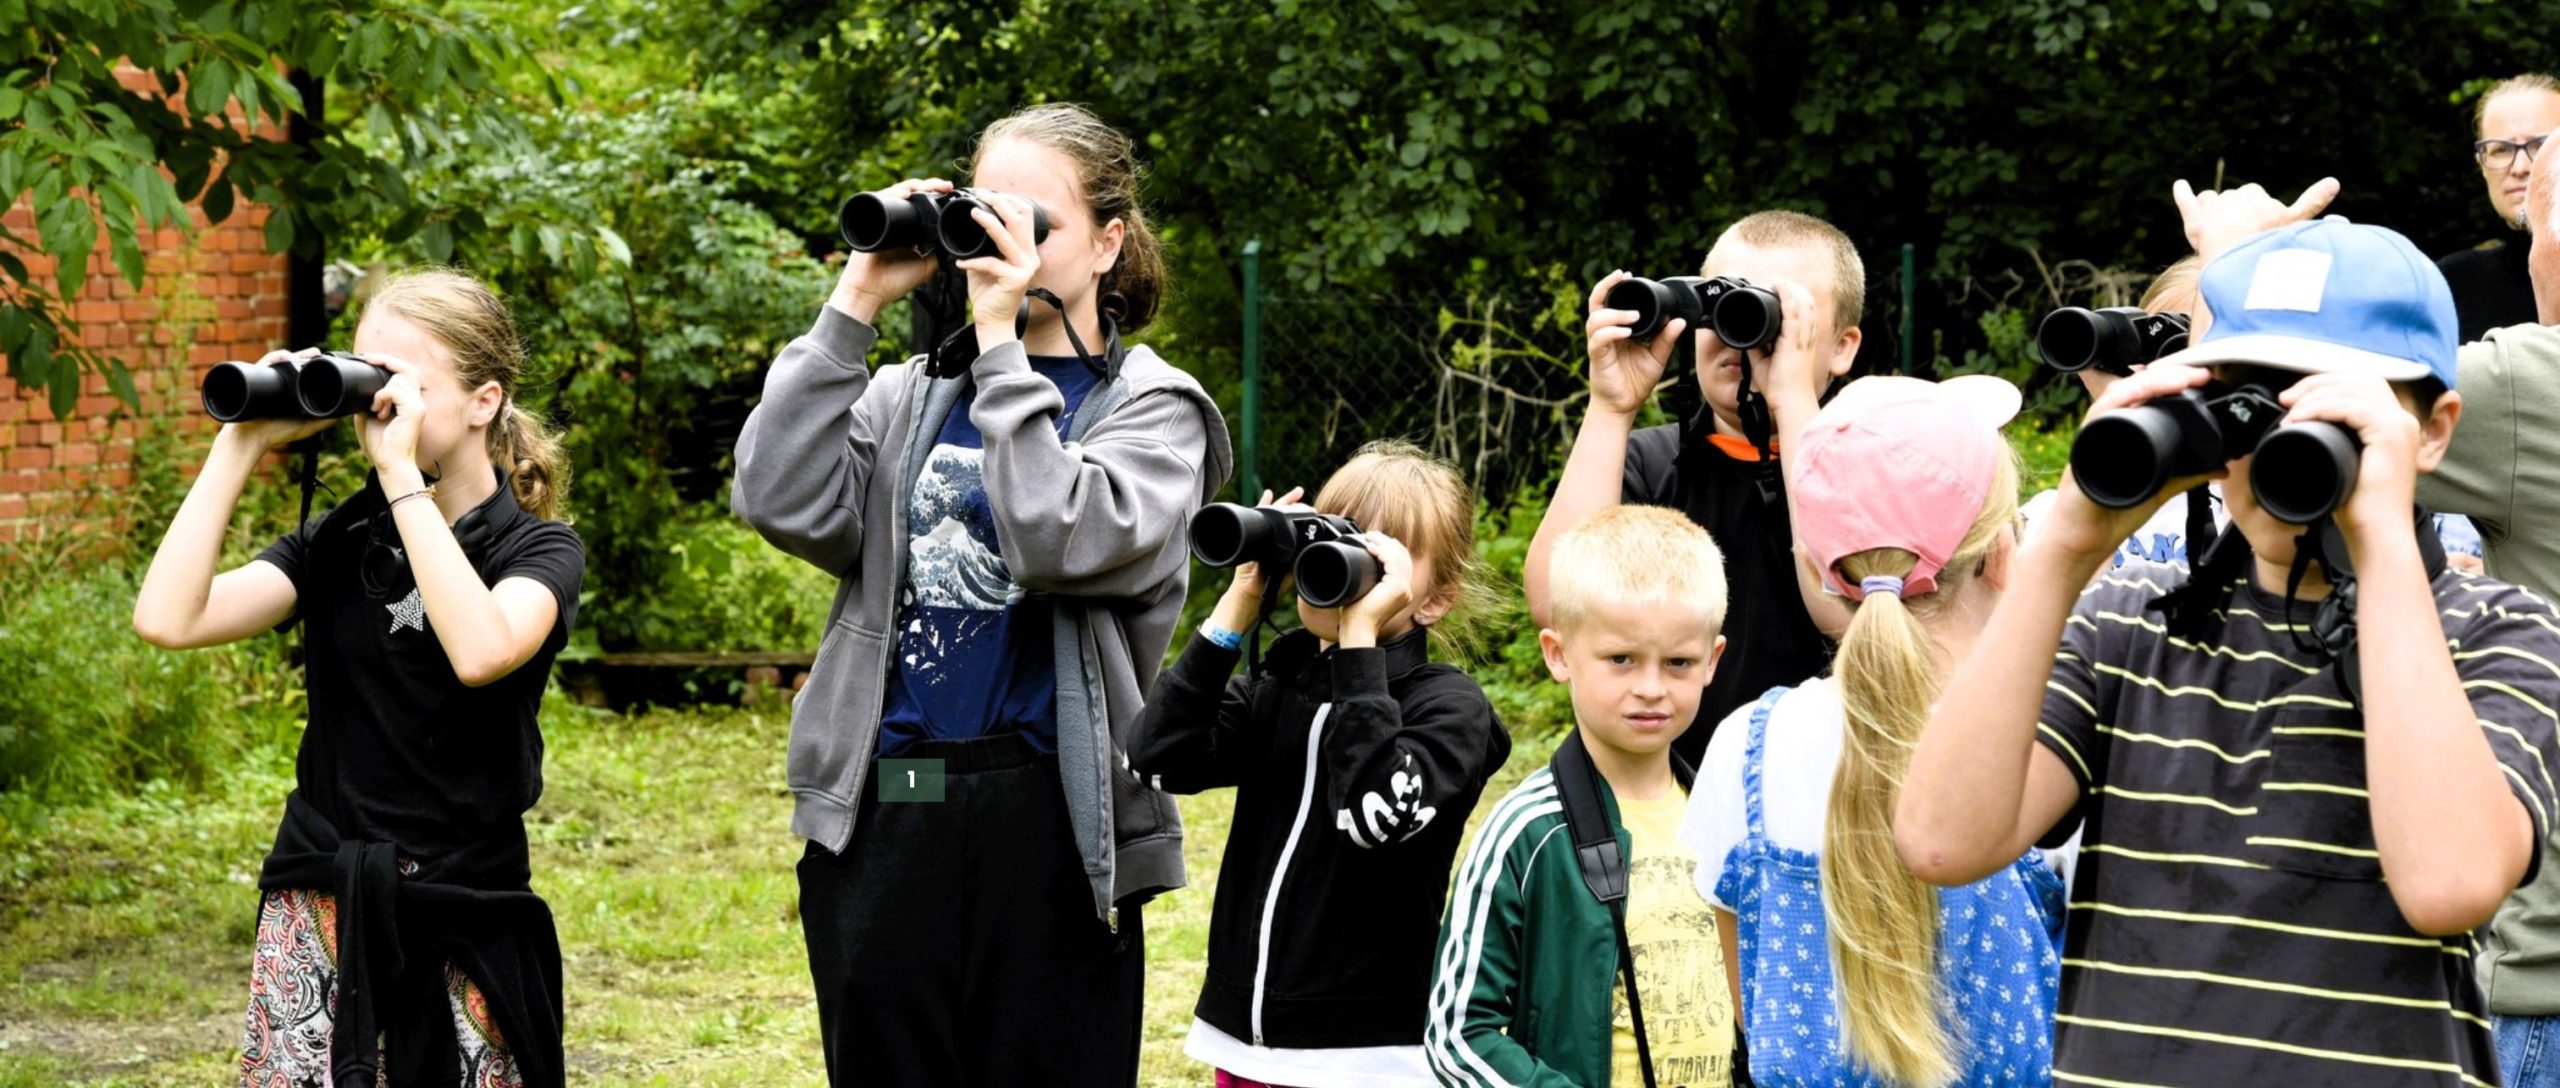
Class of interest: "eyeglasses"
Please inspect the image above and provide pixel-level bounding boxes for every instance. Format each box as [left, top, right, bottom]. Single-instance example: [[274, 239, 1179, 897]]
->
[[2475, 133, 2551, 171]]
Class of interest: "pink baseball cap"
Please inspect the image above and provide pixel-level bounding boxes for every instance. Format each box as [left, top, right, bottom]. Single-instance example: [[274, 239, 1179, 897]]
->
[[1793, 374, 2022, 601]]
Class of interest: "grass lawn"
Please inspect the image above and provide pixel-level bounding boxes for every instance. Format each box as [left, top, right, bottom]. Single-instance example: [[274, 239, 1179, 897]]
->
[[0, 700, 1559, 1086]]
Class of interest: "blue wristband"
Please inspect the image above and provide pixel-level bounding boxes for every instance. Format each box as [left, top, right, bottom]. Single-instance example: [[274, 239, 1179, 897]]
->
[[1200, 622, 1245, 651]]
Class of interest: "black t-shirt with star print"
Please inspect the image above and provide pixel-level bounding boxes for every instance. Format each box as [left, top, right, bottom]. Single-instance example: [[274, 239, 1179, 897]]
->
[[255, 473, 584, 861]]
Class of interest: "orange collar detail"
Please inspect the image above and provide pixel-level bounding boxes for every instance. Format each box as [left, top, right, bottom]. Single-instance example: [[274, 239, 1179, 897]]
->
[[1705, 433, 1779, 460]]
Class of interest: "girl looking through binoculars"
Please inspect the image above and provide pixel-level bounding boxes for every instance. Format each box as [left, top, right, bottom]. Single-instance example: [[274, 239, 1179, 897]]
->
[[732, 102, 1230, 1086], [132, 268, 582, 1088]]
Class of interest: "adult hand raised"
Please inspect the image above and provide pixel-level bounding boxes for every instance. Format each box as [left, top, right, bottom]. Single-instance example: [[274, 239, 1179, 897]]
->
[[2174, 176, 2341, 263]]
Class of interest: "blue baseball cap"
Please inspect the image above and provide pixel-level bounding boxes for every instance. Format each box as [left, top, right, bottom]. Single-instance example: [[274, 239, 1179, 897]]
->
[[2153, 218, 2459, 388]]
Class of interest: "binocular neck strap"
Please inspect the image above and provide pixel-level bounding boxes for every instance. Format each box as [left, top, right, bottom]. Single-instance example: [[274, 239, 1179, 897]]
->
[[1740, 350, 1781, 512], [298, 445, 319, 529], [1247, 575, 1290, 676], [1022, 287, 1122, 382], [930, 287, 1123, 383], [2148, 511, 2254, 642]]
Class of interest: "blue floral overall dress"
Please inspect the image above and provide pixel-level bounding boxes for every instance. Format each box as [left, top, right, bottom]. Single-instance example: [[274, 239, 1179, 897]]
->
[[1711, 686, 2064, 1087]]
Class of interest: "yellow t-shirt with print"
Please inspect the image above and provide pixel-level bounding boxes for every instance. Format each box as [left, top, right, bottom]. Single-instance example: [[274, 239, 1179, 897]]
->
[[1609, 787, 1732, 1088]]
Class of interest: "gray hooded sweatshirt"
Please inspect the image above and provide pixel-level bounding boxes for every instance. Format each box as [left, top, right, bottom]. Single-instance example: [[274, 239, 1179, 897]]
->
[[732, 305, 1233, 924]]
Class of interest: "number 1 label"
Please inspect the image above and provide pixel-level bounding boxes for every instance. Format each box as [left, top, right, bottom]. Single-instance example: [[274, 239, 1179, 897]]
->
[[880, 759, 945, 803]]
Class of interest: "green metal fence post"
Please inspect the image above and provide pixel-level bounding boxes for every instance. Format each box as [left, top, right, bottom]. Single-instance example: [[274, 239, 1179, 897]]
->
[[1240, 239, 1263, 500], [1900, 242, 1916, 376]]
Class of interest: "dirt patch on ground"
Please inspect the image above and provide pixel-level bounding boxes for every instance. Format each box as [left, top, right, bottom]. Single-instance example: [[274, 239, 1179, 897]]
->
[[0, 1010, 237, 1076]]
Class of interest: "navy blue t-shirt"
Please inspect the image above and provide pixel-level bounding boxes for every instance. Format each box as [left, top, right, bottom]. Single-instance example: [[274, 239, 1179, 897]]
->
[[878, 354, 1101, 758]]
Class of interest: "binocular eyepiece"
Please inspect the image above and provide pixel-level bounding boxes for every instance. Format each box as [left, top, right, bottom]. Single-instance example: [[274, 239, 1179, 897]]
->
[[838, 188, 1054, 262], [2037, 307, 2192, 376], [201, 352, 388, 422], [1605, 275, 1785, 351], [1189, 502, 1381, 610], [2069, 380, 2362, 525]]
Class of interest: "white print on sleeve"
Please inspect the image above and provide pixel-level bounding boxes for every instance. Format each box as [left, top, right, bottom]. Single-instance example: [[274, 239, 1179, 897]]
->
[[1337, 754, 1436, 848]]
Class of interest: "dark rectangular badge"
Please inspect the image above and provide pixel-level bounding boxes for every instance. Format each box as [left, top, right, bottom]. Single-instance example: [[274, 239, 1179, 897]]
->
[[878, 758, 946, 802]]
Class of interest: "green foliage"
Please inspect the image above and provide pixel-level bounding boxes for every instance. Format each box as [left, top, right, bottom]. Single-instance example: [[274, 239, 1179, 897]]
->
[[0, 0, 617, 417], [0, 564, 302, 812], [590, 513, 836, 655], [671, 0, 2554, 306], [2010, 421, 2078, 499], [1473, 498, 1574, 740], [355, 88, 834, 649]]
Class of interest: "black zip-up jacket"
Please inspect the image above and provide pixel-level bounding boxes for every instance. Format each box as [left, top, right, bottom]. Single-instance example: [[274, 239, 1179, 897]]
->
[[1131, 625, 1510, 1050]]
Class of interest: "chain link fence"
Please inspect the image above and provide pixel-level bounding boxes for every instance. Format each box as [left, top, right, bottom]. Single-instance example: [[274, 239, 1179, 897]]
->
[[1245, 284, 1591, 513], [1233, 242, 2157, 511]]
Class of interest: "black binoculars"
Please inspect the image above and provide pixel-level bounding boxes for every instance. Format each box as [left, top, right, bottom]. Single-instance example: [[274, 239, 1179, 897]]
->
[[201, 353, 388, 422], [838, 188, 1053, 262], [1189, 503, 1381, 609], [1605, 275, 1785, 351], [2070, 380, 2362, 525], [2037, 307, 2192, 376]]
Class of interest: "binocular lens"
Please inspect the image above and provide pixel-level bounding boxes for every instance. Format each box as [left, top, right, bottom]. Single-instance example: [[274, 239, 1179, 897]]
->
[[840, 194, 896, 252], [937, 194, 1052, 261], [2034, 307, 2194, 376], [1605, 278, 1680, 342], [2070, 410, 2185, 510], [1713, 287, 1782, 351], [1295, 541, 1381, 610], [202, 361, 299, 422], [295, 356, 390, 419], [2036, 309, 2109, 373], [1189, 503, 1263, 568], [840, 192, 940, 253], [2251, 423, 2362, 525]]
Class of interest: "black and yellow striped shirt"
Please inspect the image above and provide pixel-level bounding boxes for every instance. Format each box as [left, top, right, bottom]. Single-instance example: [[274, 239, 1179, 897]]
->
[[2036, 560, 2560, 1087]]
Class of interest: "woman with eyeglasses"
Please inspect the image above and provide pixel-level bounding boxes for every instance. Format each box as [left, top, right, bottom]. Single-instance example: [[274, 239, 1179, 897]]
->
[[134, 268, 582, 1088], [2439, 72, 2560, 342]]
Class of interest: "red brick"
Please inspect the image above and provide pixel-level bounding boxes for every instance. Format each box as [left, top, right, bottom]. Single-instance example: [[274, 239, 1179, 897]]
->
[[58, 443, 100, 467], [7, 447, 48, 469], [0, 493, 25, 520]]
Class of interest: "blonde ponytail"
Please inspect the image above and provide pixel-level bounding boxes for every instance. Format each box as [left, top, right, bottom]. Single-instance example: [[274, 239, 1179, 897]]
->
[[497, 401, 570, 521], [1821, 452, 2020, 1086]]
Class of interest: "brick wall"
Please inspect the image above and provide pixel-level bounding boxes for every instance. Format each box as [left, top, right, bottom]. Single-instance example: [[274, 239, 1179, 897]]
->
[[0, 203, 292, 548], [0, 64, 294, 551]]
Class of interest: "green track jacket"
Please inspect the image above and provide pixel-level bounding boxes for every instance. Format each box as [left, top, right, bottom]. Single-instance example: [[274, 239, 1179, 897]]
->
[[1425, 764, 1633, 1087]]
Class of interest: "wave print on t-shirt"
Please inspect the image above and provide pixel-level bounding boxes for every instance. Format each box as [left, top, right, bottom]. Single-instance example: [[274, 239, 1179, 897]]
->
[[900, 444, 1024, 692]]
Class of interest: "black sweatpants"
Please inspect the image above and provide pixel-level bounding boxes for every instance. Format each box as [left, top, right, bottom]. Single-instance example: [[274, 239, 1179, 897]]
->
[[797, 734, 1145, 1087]]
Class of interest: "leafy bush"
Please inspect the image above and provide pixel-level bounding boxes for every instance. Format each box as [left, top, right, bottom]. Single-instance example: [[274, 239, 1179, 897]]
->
[[0, 565, 303, 816], [1474, 499, 1574, 740], [587, 513, 836, 656], [364, 92, 835, 651]]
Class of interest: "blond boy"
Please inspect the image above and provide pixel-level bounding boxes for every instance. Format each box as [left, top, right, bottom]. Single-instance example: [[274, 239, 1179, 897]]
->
[[1428, 505, 1734, 1088]]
